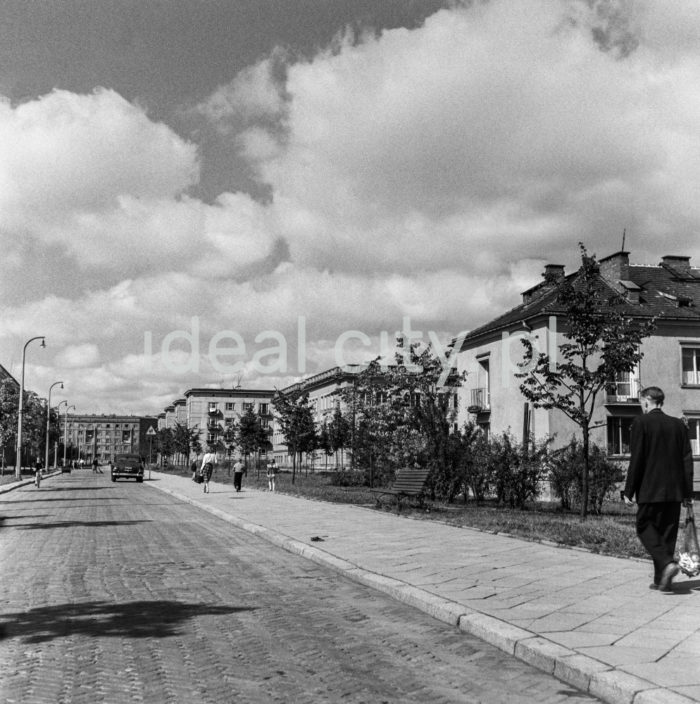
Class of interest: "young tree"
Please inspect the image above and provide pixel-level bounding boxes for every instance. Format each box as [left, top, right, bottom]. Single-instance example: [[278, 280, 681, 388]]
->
[[238, 406, 265, 470], [327, 406, 351, 469], [272, 389, 316, 484], [221, 421, 237, 472], [0, 379, 19, 471], [171, 422, 199, 465], [156, 427, 175, 466], [517, 245, 656, 518], [20, 391, 46, 467], [337, 336, 465, 491]]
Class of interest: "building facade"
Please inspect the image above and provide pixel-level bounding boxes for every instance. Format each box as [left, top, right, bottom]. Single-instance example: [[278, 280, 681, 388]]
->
[[61, 414, 158, 464], [456, 250, 700, 491], [181, 387, 275, 459], [271, 366, 356, 467]]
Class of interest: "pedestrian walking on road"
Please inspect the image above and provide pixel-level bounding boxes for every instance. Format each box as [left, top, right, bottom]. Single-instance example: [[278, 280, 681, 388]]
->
[[233, 459, 245, 492], [200, 449, 217, 494], [266, 459, 278, 492], [623, 386, 694, 592], [34, 459, 43, 488], [92, 458, 103, 473], [190, 458, 198, 481]]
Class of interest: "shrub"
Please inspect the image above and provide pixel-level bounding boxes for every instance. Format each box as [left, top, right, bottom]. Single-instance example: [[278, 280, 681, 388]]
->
[[549, 438, 622, 514], [487, 432, 547, 509], [328, 470, 370, 487]]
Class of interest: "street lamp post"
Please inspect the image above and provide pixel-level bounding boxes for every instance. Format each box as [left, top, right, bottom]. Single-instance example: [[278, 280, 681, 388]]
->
[[15, 336, 46, 480], [62, 405, 75, 468], [55, 400, 67, 468], [45, 381, 64, 472]]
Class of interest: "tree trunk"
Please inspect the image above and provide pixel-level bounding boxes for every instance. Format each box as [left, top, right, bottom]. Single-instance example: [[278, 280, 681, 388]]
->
[[581, 426, 590, 519]]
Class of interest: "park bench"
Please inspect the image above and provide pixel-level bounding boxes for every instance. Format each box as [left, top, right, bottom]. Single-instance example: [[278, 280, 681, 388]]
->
[[369, 467, 431, 513]]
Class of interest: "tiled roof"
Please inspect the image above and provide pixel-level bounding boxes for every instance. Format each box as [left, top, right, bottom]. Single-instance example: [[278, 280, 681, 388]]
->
[[0, 363, 18, 387], [461, 258, 700, 346]]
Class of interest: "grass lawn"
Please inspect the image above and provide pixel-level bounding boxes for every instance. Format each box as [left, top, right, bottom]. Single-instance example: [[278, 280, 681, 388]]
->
[[161, 463, 647, 561], [0, 469, 29, 486]]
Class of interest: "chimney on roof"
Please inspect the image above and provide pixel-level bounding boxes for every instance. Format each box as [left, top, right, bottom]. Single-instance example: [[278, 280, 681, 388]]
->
[[522, 264, 565, 304], [543, 264, 565, 283], [661, 255, 691, 277], [599, 251, 630, 282]]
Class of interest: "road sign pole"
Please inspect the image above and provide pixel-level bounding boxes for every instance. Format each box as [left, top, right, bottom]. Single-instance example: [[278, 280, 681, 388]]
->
[[146, 425, 156, 480]]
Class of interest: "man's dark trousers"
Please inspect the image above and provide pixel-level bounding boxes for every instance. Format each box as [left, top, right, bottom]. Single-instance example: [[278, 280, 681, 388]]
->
[[233, 471, 244, 492], [636, 501, 681, 584]]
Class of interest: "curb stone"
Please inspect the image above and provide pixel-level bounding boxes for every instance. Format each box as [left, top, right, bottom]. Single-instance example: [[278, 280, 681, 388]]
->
[[146, 480, 696, 704], [589, 671, 656, 704]]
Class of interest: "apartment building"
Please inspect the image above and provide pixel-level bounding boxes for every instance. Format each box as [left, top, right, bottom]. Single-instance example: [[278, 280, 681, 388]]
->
[[271, 366, 361, 467], [455, 250, 700, 490], [181, 387, 275, 456], [61, 414, 158, 463]]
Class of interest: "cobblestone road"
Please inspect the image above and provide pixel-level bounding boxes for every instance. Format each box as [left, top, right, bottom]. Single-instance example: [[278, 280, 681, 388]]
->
[[0, 473, 600, 703]]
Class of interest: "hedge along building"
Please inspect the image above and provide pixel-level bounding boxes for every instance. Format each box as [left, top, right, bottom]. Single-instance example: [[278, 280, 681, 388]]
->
[[455, 250, 700, 493]]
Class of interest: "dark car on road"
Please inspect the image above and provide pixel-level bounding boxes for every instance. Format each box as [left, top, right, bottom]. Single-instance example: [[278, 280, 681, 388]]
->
[[111, 453, 144, 483]]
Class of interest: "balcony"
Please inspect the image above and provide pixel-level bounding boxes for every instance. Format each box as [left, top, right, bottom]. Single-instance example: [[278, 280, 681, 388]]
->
[[605, 378, 640, 404], [467, 388, 490, 414]]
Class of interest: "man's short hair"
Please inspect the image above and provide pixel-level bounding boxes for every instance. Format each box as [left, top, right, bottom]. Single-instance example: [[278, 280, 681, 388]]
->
[[640, 386, 665, 405]]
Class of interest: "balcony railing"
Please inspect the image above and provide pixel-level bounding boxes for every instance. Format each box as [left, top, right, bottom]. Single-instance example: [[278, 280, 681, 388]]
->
[[605, 378, 640, 403], [467, 388, 490, 413]]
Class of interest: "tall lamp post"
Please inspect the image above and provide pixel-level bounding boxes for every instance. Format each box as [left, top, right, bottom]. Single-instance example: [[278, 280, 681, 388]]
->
[[15, 336, 46, 479], [55, 400, 67, 468], [45, 381, 64, 472], [62, 404, 76, 468]]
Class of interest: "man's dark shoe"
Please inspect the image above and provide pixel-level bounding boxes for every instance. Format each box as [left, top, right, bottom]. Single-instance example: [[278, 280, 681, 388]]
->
[[649, 583, 659, 590], [658, 562, 679, 591]]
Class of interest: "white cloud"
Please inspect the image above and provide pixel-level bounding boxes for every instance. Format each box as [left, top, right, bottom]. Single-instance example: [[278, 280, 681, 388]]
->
[[229, 0, 700, 277], [196, 55, 285, 129], [4, 0, 700, 415], [54, 343, 101, 368]]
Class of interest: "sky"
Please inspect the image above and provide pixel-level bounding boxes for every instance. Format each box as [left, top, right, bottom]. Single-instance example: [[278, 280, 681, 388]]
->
[[2, 0, 700, 416]]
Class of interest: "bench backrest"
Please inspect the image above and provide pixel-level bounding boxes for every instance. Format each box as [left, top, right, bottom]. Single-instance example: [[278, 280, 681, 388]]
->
[[391, 468, 431, 493]]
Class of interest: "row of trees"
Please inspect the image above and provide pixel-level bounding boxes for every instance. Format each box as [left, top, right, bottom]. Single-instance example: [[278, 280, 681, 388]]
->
[[0, 379, 62, 470], [272, 246, 655, 518]]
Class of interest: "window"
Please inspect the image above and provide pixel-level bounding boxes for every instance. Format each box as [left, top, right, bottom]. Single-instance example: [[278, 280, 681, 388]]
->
[[208, 402, 218, 412], [606, 368, 639, 400], [259, 403, 269, 415], [682, 347, 700, 386], [225, 402, 235, 411], [476, 356, 490, 409], [242, 402, 253, 412], [607, 417, 634, 456], [687, 417, 700, 456]]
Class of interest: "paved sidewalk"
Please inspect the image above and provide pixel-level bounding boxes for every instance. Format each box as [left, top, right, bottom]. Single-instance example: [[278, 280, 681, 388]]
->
[[150, 473, 697, 703]]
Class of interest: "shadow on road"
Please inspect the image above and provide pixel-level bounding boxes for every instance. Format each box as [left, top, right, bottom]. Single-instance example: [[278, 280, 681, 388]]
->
[[11, 519, 153, 530], [0, 497, 128, 504], [0, 600, 256, 643], [34, 486, 114, 492]]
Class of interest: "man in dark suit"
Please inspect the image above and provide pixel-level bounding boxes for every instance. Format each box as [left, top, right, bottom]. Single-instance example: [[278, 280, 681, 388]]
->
[[624, 386, 694, 591]]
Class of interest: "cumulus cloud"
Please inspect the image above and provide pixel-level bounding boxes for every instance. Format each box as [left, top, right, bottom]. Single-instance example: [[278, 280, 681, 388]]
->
[[54, 343, 101, 368], [195, 54, 286, 129], [223, 0, 700, 277], [4, 0, 700, 415]]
